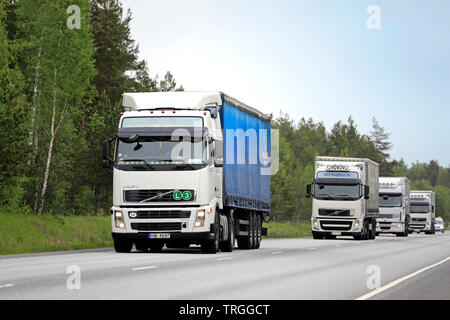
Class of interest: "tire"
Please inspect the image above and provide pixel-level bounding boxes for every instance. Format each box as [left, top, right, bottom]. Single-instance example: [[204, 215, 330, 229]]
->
[[220, 214, 235, 252], [237, 212, 252, 250], [149, 242, 164, 253], [114, 239, 133, 253], [362, 221, 369, 240], [202, 213, 220, 254], [254, 213, 262, 249]]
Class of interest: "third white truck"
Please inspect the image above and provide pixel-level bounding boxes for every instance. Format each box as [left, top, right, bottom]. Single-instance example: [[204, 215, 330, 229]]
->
[[409, 190, 436, 234]]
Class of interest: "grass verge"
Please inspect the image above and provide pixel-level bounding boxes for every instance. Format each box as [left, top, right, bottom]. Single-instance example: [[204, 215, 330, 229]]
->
[[0, 213, 112, 255], [264, 220, 311, 238]]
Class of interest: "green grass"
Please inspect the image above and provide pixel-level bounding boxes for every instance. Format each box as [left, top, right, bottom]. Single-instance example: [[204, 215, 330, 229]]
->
[[0, 213, 112, 255], [264, 220, 311, 238]]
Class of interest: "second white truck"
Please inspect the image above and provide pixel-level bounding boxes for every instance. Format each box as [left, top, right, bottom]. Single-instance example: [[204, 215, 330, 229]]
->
[[306, 157, 380, 240], [376, 177, 410, 237]]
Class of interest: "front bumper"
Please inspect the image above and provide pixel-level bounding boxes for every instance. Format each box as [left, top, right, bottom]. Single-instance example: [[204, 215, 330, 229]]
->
[[112, 231, 214, 242], [311, 217, 362, 234], [376, 221, 405, 234]]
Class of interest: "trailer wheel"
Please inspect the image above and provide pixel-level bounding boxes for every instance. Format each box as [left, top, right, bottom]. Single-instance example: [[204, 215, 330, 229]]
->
[[202, 213, 220, 254], [114, 239, 133, 253], [255, 213, 262, 249], [237, 212, 252, 250]]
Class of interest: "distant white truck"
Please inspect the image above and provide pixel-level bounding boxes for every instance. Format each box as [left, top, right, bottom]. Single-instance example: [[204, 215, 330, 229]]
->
[[376, 177, 410, 237], [306, 157, 380, 240], [409, 191, 436, 234]]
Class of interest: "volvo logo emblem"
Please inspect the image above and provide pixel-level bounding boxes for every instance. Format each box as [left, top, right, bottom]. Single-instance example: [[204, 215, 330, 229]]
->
[[129, 212, 137, 218]]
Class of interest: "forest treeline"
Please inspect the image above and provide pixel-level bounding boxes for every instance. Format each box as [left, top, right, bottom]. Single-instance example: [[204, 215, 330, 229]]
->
[[1, 1, 449, 222], [0, 0, 182, 215]]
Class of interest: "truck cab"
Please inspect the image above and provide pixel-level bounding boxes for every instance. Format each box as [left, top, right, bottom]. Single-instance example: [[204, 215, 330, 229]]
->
[[306, 157, 379, 240]]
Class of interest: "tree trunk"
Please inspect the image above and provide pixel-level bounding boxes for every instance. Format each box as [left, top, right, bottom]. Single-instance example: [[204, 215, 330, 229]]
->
[[28, 37, 43, 164]]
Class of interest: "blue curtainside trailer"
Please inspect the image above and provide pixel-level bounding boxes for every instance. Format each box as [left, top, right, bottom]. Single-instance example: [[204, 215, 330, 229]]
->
[[219, 95, 271, 214]]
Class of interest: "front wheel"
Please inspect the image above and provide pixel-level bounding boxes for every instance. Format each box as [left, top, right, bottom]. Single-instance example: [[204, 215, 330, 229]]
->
[[114, 239, 133, 253], [202, 213, 220, 254], [220, 214, 235, 252]]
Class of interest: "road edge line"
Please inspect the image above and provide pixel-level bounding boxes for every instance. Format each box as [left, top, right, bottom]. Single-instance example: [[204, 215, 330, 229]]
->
[[355, 255, 450, 300]]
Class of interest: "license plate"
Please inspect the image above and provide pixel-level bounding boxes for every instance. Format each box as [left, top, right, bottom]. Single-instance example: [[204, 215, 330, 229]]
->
[[331, 232, 341, 236], [381, 229, 389, 233], [149, 233, 170, 239]]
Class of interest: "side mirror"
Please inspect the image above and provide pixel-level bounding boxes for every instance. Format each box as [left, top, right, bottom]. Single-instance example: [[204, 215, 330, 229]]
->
[[103, 139, 113, 169], [306, 183, 312, 198], [214, 158, 224, 167], [205, 106, 218, 118], [364, 185, 370, 200]]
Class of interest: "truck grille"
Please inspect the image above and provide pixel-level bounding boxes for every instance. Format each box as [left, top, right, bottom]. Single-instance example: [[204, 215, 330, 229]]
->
[[129, 210, 191, 219], [320, 220, 353, 231], [410, 224, 425, 229], [130, 222, 182, 231], [124, 189, 195, 202], [379, 222, 391, 229], [380, 213, 393, 218], [319, 209, 351, 217], [412, 218, 426, 222]]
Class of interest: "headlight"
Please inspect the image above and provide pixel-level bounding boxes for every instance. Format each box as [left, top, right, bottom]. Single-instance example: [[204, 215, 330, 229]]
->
[[195, 209, 206, 228], [115, 211, 125, 229], [354, 219, 360, 228], [312, 218, 319, 229]]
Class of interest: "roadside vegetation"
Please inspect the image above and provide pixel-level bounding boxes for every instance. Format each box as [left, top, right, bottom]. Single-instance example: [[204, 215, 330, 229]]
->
[[0, 213, 112, 255]]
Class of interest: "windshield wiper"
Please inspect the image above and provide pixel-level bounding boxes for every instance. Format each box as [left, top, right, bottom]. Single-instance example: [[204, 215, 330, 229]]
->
[[315, 194, 332, 199]]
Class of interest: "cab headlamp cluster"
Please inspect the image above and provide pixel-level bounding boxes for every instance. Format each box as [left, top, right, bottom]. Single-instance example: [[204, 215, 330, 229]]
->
[[114, 210, 125, 229], [195, 209, 206, 228]]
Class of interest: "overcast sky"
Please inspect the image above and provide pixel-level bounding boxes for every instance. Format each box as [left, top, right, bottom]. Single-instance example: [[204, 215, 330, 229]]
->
[[121, 0, 450, 166]]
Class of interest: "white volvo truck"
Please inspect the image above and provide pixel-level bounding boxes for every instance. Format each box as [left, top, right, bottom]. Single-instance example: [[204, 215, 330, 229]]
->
[[376, 177, 411, 237], [409, 190, 436, 234], [306, 157, 379, 240], [103, 92, 272, 253]]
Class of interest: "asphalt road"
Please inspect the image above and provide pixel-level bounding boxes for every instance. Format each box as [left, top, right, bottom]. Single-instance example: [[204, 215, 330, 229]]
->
[[0, 232, 449, 300]]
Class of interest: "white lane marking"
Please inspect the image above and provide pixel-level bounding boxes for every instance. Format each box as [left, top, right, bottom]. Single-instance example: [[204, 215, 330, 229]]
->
[[132, 266, 158, 271], [216, 257, 234, 261], [356, 255, 450, 300], [308, 248, 316, 250], [271, 251, 284, 255], [0, 284, 14, 289], [335, 245, 343, 247]]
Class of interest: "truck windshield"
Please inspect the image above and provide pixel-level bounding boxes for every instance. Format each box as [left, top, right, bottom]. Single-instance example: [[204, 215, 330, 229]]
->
[[410, 201, 430, 213], [379, 194, 402, 207], [314, 183, 361, 200], [116, 136, 206, 168]]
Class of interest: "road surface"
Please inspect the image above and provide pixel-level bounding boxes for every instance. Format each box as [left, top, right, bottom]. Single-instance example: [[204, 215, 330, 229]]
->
[[0, 232, 449, 300]]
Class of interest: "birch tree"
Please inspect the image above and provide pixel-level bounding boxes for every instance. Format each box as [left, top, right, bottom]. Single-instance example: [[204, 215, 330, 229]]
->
[[17, 0, 95, 214]]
